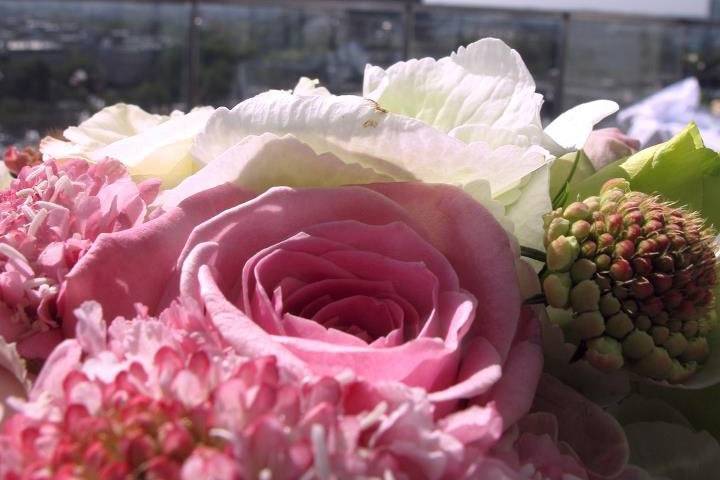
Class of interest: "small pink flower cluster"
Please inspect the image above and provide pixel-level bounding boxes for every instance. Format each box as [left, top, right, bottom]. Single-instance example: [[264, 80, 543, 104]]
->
[[0, 301, 471, 480], [0, 158, 158, 360], [3, 146, 41, 176]]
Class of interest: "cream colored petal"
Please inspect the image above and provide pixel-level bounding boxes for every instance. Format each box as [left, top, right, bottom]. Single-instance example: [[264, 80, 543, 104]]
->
[[91, 107, 215, 188], [293, 77, 331, 96], [63, 103, 169, 151], [193, 92, 516, 228], [543, 99, 620, 153], [0, 162, 13, 190], [362, 38, 543, 139], [193, 91, 558, 245], [158, 133, 392, 209]]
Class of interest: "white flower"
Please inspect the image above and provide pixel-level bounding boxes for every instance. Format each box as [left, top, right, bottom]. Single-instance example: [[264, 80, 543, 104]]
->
[[164, 38, 615, 249], [0, 163, 12, 191], [40, 103, 214, 188], [362, 38, 618, 248]]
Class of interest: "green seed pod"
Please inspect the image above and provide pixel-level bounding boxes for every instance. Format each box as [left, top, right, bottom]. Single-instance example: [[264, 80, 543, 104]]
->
[[680, 337, 710, 363], [580, 240, 597, 258], [570, 258, 597, 283], [664, 333, 689, 357], [547, 235, 580, 272], [586, 337, 624, 371], [543, 273, 572, 308], [599, 294, 621, 316], [682, 320, 699, 338], [650, 326, 670, 345], [572, 311, 605, 339], [635, 315, 652, 331], [623, 330, 654, 360], [668, 360, 697, 384], [547, 217, 571, 243], [570, 280, 601, 313], [542, 178, 719, 382], [606, 312, 634, 339], [600, 178, 631, 194], [571, 220, 592, 241], [634, 347, 673, 380], [583, 196, 601, 212], [595, 254, 612, 271], [563, 202, 592, 222]]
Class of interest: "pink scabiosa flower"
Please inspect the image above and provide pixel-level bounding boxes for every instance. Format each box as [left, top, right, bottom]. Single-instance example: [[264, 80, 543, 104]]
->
[[0, 158, 158, 361], [0, 300, 472, 480]]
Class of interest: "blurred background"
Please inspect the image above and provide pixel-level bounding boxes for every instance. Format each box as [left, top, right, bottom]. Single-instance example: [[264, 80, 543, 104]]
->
[[1, 0, 720, 149]]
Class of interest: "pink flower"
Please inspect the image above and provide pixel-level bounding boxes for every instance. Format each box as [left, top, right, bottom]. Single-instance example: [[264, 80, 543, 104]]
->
[[583, 128, 640, 171], [62, 180, 542, 449], [0, 301, 470, 479], [487, 375, 631, 480], [0, 158, 159, 360], [3, 146, 41, 176]]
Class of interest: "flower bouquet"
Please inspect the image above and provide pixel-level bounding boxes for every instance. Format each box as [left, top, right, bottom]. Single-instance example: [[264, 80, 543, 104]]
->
[[0, 38, 719, 480]]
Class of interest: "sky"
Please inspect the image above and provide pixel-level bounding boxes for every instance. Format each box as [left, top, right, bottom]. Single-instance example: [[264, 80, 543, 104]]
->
[[423, 0, 711, 19]]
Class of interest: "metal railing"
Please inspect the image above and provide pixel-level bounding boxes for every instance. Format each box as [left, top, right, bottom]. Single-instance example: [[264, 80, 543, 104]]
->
[[1, 0, 719, 144]]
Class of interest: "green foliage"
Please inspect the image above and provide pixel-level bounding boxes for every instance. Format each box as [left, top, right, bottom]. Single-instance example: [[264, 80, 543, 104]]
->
[[565, 123, 720, 227]]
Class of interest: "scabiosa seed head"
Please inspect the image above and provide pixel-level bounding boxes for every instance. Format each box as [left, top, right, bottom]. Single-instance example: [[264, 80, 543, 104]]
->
[[542, 179, 719, 382]]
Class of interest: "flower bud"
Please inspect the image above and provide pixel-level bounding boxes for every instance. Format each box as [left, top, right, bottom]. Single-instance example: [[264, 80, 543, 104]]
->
[[633, 347, 673, 380], [570, 280, 601, 313], [543, 273, 572, 308], [586, 337, 624, 371], [622, 330, 654, 360], [547, 235, 580, 272], [571, 311, 605, 339], [563, 202, 591, 222], [542, 179, 718, 382]]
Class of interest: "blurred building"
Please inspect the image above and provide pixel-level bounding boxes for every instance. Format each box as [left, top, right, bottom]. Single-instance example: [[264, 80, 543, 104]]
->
[[1, 0, 719, 147]]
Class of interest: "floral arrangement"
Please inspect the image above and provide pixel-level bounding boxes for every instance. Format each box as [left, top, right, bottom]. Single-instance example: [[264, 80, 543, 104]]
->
[[0, 38, 719, 479]]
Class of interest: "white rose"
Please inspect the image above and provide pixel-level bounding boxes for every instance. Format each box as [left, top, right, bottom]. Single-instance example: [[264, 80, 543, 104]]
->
[[162, 38, 616, 249], [40, 103, 214, 188]]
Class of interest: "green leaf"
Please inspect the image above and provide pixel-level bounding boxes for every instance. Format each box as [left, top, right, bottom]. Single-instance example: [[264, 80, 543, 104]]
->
[[637, 381, 720, 441], [566, 123, 720, 226]]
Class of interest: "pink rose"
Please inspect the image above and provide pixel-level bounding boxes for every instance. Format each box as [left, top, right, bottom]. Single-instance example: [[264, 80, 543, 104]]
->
[[61, 180, 542, 446]]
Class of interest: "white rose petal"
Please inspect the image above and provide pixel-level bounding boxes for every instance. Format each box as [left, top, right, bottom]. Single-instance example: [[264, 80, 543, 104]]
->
[[363, 38, 543, 143], [191, 91, 508, 229], [159, 133, 393, 209], [543, 99, 620, 153], [40, 103, 215, 188]]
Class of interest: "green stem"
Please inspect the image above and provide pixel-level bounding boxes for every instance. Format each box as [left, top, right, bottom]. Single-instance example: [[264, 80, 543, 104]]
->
[[520, 246, 547, 263], [523, 293, 547, 305], [551, 149, 584, 209]]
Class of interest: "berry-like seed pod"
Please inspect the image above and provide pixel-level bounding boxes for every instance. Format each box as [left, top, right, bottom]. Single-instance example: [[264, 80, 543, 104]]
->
[[542, 178, 719, 383]]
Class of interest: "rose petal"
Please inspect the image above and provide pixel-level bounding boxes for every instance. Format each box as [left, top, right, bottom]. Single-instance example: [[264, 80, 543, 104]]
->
[[531, 374, 629, 478], [198, 265, 307, 378], [364, 182, 521, 359], [60, 183, 253, 334]]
